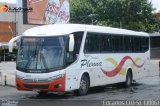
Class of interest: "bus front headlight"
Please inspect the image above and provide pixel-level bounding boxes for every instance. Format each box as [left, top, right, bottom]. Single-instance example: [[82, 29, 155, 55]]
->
[[48, 74, 65, 81]]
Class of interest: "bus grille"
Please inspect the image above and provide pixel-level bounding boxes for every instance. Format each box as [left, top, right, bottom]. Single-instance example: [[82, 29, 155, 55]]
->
[[22, 79, 50, 83], [24, 84, 49, 89]]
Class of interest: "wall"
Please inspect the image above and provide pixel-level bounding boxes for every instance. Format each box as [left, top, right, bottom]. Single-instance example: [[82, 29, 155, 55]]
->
[[0, 22, 16, 42], [0, 3, 37, 36]]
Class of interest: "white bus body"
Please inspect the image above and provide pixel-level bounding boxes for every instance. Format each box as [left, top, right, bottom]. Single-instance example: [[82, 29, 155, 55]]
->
[[9, 24, 150, 95]]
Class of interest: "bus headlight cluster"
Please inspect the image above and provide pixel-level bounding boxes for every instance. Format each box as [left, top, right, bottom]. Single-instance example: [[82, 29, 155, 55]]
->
[[48, 74, 65, 81], [16, 75, 24, 80]]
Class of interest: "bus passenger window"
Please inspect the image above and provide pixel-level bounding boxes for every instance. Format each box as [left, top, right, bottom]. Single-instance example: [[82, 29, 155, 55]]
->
[[100, 34, 112, 52], [84, 33, 99, 53]]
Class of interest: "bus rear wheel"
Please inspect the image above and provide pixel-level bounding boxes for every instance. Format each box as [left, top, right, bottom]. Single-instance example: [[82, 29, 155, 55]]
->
[[124, 70, 132, 88], [75, 75, 89, 96]]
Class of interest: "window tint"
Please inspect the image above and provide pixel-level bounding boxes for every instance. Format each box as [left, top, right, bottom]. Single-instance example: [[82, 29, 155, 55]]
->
[[111, 35, 123, 52], [84, 33, 99, 53], [100, 34, 112, 52], [123, 36, 133, 52], [84, 32, 149, 53], [133, 36, 141, 52], [66, 32, 84, 66], [141, 37, 149, 52], [73, 32, 84, 54]]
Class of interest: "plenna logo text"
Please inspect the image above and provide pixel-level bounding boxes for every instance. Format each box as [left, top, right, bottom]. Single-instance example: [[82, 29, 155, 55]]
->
[[0, 4, 32, 12]]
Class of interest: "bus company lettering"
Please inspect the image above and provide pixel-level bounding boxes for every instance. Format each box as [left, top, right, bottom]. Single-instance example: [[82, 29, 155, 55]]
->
[[81, 59, 102, 68]]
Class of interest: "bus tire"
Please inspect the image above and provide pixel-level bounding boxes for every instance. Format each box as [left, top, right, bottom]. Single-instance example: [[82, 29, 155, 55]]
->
[[75, 75, 89, 96], [124, 70, 132, 88]]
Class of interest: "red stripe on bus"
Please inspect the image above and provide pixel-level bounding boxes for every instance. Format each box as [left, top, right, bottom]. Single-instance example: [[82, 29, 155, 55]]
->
[[101, 56, 145, 77]]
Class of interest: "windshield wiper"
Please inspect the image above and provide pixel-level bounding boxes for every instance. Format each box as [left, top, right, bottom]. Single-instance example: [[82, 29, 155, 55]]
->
[[25, 44, 39, 70], [40, 52, 50, 72]]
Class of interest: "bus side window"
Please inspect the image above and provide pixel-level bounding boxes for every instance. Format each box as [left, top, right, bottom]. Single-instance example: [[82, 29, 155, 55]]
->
[[66, 32, 84, 65], [84, 33, 99, 53], [111, 34, 123, 53], [141, 37, 149, 52], [73, 32, 83, 57], [100, 34, 112, 53], [124, 36, 133, 52], [133, 36, 141, 52]]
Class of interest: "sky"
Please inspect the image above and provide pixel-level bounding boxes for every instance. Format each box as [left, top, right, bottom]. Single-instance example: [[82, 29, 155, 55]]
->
[[0, 0, 16, 4], [0, 0, 160, 10], [149, 0, 160, 11]]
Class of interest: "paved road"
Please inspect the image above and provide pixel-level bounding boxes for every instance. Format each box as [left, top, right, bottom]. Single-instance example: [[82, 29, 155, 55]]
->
[[0, 76, 160, 106]]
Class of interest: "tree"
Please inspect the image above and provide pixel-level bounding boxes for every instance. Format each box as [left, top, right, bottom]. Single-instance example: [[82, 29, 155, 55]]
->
[[70, 0, 93, 24], [70, 0, 159, 33]]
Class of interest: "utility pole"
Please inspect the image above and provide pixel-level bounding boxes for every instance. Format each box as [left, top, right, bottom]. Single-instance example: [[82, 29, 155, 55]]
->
[[8, 25, 14, 38]]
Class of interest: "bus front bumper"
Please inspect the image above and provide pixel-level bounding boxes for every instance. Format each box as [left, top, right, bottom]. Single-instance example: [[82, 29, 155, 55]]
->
[[15, 75, 66, 92]]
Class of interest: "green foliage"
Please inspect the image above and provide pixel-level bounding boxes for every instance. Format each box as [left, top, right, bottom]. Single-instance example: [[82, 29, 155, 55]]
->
[[70, 0, 160, 33]]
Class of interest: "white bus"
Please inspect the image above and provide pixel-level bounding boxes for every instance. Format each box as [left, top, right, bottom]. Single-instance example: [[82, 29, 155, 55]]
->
[[9, 24, 150, 95]]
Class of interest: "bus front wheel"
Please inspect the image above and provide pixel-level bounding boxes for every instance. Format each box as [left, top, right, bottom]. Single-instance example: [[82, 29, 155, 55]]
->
[[75, 75, 89, 96]]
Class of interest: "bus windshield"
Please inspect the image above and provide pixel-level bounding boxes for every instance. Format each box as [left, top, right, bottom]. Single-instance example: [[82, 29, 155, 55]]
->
[[17, 36, 67, 73]]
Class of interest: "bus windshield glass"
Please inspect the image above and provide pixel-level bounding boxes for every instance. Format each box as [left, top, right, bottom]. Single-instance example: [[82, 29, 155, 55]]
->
[[17, 36, 67, 73]]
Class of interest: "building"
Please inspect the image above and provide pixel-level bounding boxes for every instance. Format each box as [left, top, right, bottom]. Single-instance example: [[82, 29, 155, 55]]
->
[[155, 10, 160, 20], [150, 32, 160, 59], [0, 3, 36, 61]]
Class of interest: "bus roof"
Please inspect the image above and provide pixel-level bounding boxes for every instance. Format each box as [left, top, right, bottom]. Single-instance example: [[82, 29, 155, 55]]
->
[[23, 24, 149, 37]]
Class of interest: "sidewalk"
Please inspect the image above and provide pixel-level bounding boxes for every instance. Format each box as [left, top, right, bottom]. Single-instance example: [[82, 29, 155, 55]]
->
[[148, 59, 160, 76], [0, 62, 16, 86], [0, 60, 160, 87], [137, 75, 160, 85]]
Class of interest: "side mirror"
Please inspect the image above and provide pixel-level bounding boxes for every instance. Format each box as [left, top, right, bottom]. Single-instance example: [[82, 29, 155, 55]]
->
[[69, 34, 75, 52], [8, 36, 21, 52]]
